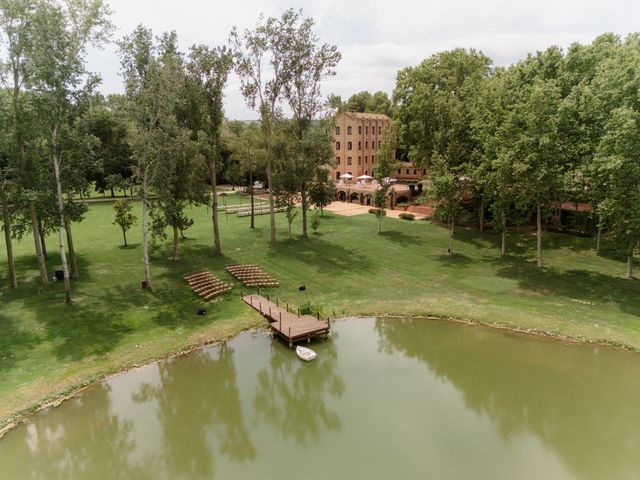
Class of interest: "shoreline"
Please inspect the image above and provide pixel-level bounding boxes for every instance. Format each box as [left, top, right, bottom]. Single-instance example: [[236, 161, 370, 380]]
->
[[1, 311, 638, 440]]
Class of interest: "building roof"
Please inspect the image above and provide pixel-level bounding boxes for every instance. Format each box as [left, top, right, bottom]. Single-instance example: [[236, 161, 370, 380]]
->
[[340, 111, 392, 121]]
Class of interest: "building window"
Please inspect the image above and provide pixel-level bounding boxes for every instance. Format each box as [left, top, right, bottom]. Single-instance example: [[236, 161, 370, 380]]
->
[[336, 171, 341, 180], [336, 156, 340, 165], [336, 141, 340, 150], [347, 157, 352, 165], [365, 170, 368, 175], [413, 169, 417, 175], [358, 126, 362, 134], [365, 156, 368, 163], [358, 141, 361, 149], [398, 168, 401, 174], [406, 169, 410, 174], [347, 126, 352, 135], [372, 155, 375, 164], [335, 126, 340, 135], [365, 126, 369, 134], [358, 157, 361, 165], [347, 141, 352, 150], [378, 141, 381, 149], [365, 141, 368, 149], [379, 126, 382, 134]]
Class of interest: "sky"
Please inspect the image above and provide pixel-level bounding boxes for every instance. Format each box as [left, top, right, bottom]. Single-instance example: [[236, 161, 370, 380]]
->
[[86, 0, 640, 120]]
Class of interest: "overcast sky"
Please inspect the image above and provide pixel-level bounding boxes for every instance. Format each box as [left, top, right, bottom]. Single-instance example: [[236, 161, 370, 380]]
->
[[86, 0, 640, 119]]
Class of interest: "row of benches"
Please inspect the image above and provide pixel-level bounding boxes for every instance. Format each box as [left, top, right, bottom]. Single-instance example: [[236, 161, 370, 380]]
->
[[184, 271, 232, 301], [226, 264, 280, 288]]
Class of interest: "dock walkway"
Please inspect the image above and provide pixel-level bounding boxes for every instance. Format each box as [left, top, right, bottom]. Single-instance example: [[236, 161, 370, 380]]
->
[[242, 294, 330, 346]]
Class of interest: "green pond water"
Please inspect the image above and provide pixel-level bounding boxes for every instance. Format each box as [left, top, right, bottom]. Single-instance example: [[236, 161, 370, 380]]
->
[[1, 318, 640, 479]]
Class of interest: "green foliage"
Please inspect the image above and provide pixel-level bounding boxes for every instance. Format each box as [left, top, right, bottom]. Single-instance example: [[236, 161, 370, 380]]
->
[[399, 213, 415, 221], [311, 210, 320, 233], [333, 90, 394, 117], [112, 199, 137, 246]]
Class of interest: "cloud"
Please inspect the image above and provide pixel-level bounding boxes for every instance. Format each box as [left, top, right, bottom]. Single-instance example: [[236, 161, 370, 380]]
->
[[86, 0, 640, 119]]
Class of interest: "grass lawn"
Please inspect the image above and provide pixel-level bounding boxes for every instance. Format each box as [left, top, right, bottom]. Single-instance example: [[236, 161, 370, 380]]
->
[[1, 200, 640, 430]]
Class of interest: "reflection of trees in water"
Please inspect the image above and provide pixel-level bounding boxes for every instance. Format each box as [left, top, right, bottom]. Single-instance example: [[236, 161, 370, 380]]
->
[[375, 318, 640, 480], [0, 384, 152, 479], [253, 339, 345, 446], [133, 345, 255, 479]]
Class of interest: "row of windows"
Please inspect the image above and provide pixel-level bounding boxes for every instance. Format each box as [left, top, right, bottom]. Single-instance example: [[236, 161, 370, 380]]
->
[[335, 155, 376, 166], [335, 125, 385, 136], [397, 168, 426, 175], [335, 141, 382, 151]]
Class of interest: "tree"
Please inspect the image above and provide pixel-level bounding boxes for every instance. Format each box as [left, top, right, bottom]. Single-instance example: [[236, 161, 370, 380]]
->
[[373, 126, 396, 233], [429, 157, 464, 254], [394, 48, 491, 171], [0, 0, 48, 284], [337, 90, 394, 116], [231, 9, 310, 244], [186, 43, 234, 255], [507, 48, 566, 268], [29, 0, 112, 302], [591, 108, 640, 278], [83, 97, 134, 198], [224, 121, 266, 229], [113, 199, 137, 247], [119, 25, 183, 289], [309, 174, 335, 216], [282, 15, 340, 238], [0, 95, 16, 287]]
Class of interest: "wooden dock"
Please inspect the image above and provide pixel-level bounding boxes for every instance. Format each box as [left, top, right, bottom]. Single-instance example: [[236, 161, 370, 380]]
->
[[242, 294, 330, 347]]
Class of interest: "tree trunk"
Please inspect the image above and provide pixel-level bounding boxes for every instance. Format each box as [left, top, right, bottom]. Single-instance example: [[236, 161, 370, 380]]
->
[[627, 252, 634, 279], [64, 217, 79, 280], [110, 186, 115, 198], [536, 202, 543, 268], [501, 216, 506, 256], [301, 182, 308, 239], [596, 225, 602, 253], [449, 218, 454, 255], [265, 117, 277, 244], [52, 148, 72, 304], [38, 216, 47, 259], [288, 220, 292, 238], [172, 224, 180, 261], [12, 63, 46, 283], [142, 169, 152, 290], [122, 228, 128, 247], [479, 200, 484, 232], [30, 208, 48, 284], [250, 170, 255, 229], [209, 158, 222, 256], [0, 180, 17, 288]]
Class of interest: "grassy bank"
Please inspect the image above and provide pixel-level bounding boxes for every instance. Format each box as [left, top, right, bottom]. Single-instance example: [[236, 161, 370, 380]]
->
[[1, 200, 640, 430]]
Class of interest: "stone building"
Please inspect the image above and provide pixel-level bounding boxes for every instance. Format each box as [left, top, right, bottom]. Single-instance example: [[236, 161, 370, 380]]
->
[[331, 111, 425, 207]]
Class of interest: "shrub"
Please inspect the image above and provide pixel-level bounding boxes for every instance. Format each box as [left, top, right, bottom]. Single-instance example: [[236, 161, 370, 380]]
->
[[399, 212, 415, 221], [368, 208, 377, 214]]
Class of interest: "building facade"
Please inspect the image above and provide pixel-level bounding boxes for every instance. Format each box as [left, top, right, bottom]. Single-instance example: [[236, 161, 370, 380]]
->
[[331, 111, 393, 181], [331, 111, 425, 182]]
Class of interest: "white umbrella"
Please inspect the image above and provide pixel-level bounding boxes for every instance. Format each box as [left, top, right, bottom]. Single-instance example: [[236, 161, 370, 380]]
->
[[382, 177, 397, 183], [340, 173, 353, 179], [356, 175, 373, 180]]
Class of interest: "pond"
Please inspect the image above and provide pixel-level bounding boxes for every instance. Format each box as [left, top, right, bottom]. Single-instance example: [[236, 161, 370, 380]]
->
[[1, 318, 639, 479]]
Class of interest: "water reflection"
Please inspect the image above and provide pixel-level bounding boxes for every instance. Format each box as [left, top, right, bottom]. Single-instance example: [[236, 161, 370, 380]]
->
[[132, 344, 256, 479], [0, 384, 152, 479], [375, 318, 640, 480], [253, 337, 345, 446]]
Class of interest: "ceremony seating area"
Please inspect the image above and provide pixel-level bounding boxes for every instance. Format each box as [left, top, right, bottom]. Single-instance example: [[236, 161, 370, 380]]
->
[[226, 264, 280, 287], [184, 271, 232, 301]]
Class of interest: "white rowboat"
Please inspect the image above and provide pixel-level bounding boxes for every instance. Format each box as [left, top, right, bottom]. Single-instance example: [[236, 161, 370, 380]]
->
[[296, 346, 317, 362]]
